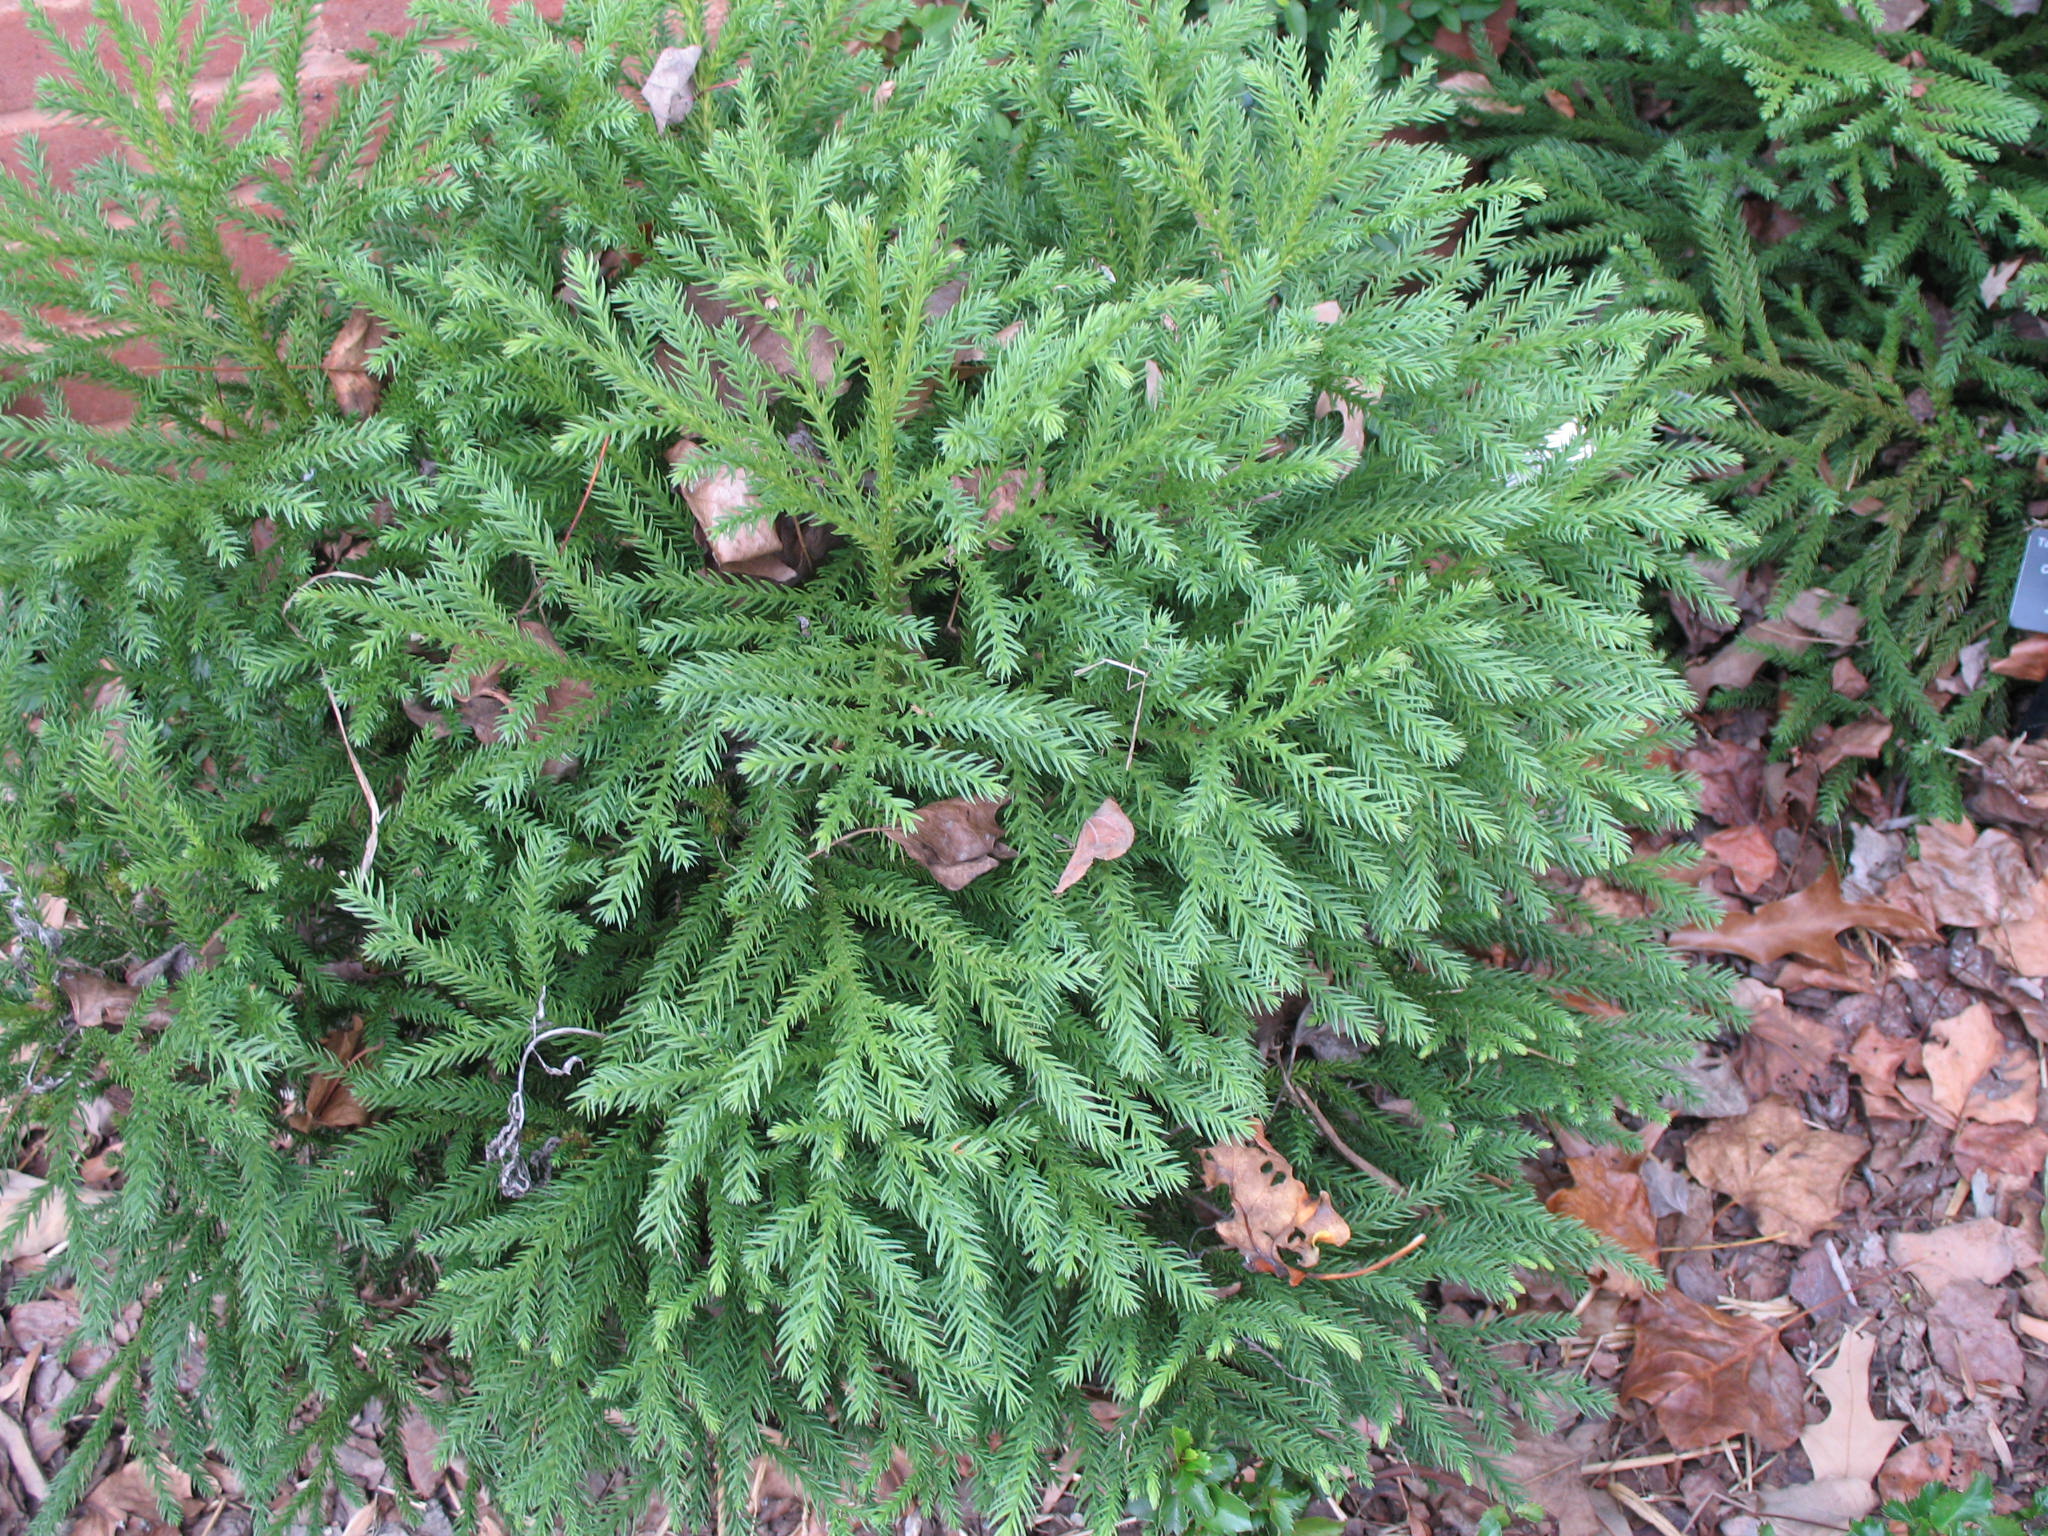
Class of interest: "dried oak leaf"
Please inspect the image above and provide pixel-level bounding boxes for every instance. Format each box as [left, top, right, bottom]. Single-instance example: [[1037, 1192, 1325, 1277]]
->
[[286, 1018, 373, 1133], [1668, 867, 1933, 969], [1801, 1326, 1903, 1485], [1052, 798, 1135, 896], [1684, 1097, 1867, 1246], [1620, 1288, 1806, 1451], [1544, 1144, 1658, 1298], [323, 309, 388, 418], [640, 45, 703, 128], [885, 798, 1015, 891], [1200, 1124, 1350, 1280]]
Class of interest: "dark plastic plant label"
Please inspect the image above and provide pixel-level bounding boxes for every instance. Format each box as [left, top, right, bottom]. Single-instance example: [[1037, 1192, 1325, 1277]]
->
[[2013, 529, 2048, 633]]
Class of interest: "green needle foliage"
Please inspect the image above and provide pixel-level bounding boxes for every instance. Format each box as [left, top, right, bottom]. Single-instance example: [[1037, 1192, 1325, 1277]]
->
[[1452, 0, 2048, 812], [0, 0, 1737, 1529]]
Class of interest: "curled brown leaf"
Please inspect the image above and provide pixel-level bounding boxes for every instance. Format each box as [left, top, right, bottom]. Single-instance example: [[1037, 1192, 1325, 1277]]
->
[[1200, 1124, 1350, 1281], [323, 309, 387, 418], [885, 798, 1015, 891], [1052, 798, 1134, 896]]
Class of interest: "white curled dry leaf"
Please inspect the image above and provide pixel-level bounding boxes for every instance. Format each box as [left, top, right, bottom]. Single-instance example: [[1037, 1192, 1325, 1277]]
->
[[1053, 798, 1135, 895], [641, 46, 704, 128]]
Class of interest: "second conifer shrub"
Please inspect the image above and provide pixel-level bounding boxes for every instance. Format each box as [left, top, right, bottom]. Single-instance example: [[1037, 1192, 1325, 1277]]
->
[[0, 0, 1736, 1528], [1453, 0, 2048, 810]]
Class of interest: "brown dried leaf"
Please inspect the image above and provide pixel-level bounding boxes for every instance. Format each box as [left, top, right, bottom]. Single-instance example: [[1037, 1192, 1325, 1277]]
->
[[1052, 798, 1135, 896], [1915, 1002, 2004, 1124], [1200, 1124, 1350, 1279], [1777, 588, 1864, 646], [323, 309, 387, 418], [1543, 1144, 1658, 1298], [1963, 736, 2048, 826], [59, 969, 141, 1029], [1730, 1480, 1879, 1536], [884, 798, 1015, 891], [1953, 1120, 2048, 1185], [398, 1408, 443, 1498], [1620, 1288, 1806, 1451], [670, 441, 797, 582], [1683, 735, 1763, 826], [641, 45, 703, 127], [286, 1018, 372, 1133], [80, 1460, 200, 1534], [1887, 1218, 2040, 1295], [1990, 637, 2048, 681], [1686, 636, 1771, 699], [1811, 716, 1892, 775], [1669, 867, 1933, 969], [1684, 1097, 1867, 1246], [1731, 979, 1839, 1100], [1700, 825, 1779, 895], [1847, 1024, 1918, 1119], [1894, 820, 2022, 925], [952, 465, 1044, 551], [1879, 1436, 1972, 1503], [1436, 69, 1522, 114], [1923, 1279, 2023, 1391], [1491, 1423, 1616, 1536], [676, 284, 841, 409]]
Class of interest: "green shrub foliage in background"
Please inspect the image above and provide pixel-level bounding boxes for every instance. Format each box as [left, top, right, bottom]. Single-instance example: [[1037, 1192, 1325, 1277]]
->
[[1454, 0, 2048, 812], [0, 0, 1736, 1528]]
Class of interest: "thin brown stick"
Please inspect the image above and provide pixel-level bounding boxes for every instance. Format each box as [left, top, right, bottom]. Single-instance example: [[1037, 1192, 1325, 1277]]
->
[[1037, 1446, 1083, 1517], [283, 574, 383, 880], [1309, 1230, 1426, 1282], [1279, 1066, 1403, 1193], [1579, 1442, 1735, 1476], [1607, 1484, 1686, 1536], [1661, 1232, 1788, 1253], [808, 826, 891, 858], [516, 434, 612, 621]]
